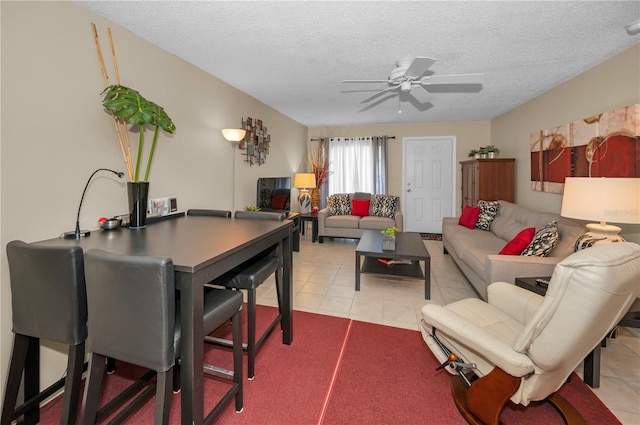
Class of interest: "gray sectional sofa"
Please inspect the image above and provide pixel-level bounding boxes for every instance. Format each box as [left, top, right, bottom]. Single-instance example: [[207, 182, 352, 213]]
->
[[318, 193, 403, 242], [443, 200, 585, 300]]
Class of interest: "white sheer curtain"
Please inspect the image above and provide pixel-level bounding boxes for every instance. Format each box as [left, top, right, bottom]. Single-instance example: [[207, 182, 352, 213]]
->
[[328, 137, 374, 194]]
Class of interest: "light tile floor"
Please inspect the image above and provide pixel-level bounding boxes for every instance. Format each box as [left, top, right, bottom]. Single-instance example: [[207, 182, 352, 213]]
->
[[255, 233, 640, 424]]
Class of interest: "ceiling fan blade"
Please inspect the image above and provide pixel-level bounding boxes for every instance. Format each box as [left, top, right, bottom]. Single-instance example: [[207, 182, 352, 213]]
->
[[408, 85, 431, 104], [421, 73, 484, 86], [342, 79, 389, 84], [360, 86, 398, 103], [404, 57, 436, 78]]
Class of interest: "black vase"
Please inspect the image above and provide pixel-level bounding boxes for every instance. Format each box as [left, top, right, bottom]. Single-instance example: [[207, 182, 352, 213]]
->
[[127, 182, 149, 229]]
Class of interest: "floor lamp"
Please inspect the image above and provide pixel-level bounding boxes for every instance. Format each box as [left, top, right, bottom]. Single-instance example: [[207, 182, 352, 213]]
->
[[561, 177, 640, 250], [222, 129, 247, 212]]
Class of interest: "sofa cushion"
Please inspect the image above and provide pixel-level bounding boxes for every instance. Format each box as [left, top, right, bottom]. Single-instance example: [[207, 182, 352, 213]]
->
[[372, 195, 399, 218], [359, 215, 395, 230], [476, 200, 500, 231], [352, 199, 370, 217], [492, 202, 532, 241], [459, 206, 481, 229], [328, 194, 351, 215], [271, 194, 288, 210], [499, 227, 536, 255], [259, 188, 273, 209], [354, 192, 371, 200], [325, 214, 360, 229], [521, 221, 559, 257]]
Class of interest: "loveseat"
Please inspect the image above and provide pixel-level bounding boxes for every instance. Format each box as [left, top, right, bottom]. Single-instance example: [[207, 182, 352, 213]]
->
[[443, 200, 585, 300], [318, 193, 403, 242]]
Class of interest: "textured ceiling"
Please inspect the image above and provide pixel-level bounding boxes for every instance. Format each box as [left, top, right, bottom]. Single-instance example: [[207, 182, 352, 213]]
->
[[77, 1, 640, 127]]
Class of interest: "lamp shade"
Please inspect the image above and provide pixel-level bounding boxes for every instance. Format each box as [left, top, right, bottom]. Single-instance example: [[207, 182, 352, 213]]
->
[[561, 177, 640, 224], [221, 128, 246, 142], [294, 173, 316, 189]]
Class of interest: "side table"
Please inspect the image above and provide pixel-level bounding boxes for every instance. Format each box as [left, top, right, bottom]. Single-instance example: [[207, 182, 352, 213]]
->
[[286, 212, 300, 252], [299, 213, 319, 243], [515, 276, 602, 388]]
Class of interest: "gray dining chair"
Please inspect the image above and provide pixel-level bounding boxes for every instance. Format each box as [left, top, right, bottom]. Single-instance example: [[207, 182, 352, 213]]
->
[[205, 210, 286, 379], [2, 241, 87, 425], [81, 249, 244, 425], [187, 209, 232, 218]]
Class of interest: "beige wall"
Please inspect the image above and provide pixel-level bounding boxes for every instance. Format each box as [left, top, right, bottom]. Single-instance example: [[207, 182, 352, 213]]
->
[[0, 1, 306, 397]]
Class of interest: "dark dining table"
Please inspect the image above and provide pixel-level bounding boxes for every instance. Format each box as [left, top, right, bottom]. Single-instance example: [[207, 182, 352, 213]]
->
[[35, 214, 294, 424]]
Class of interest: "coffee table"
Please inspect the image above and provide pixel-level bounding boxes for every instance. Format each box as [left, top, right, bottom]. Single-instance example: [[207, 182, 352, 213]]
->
[[355, 230, 431, 299]]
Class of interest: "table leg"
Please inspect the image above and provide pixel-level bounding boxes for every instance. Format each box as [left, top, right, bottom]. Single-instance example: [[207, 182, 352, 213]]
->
[[312, 219, 318, 243], [282, 227, 293, 344], [424, 258, 431, 300], [583, 344, 601, 388], [355, 254, 361, 291], [179, 273, 204, 425]]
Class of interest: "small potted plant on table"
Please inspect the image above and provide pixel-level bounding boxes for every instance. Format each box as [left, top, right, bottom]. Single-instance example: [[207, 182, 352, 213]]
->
[[381, 226, 398, 251]]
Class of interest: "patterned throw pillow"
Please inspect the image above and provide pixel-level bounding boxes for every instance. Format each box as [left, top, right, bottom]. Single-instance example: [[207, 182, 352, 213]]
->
[[328, 194, 352, 215], [475, 200, 499, 231], [259, 189, 273, 209], [372, 195, 399, 218], [521, 221, 559, 257]]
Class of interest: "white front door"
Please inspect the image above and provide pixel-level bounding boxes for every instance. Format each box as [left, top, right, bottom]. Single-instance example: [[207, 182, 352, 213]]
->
[[402, 136, 456, 233]]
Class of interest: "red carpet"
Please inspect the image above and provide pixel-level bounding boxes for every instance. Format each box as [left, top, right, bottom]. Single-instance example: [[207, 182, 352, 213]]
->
[[37, 306, 620, 424]]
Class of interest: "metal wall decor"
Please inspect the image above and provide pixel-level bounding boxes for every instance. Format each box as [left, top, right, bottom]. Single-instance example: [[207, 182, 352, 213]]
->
[[239, 117, 270, 166]]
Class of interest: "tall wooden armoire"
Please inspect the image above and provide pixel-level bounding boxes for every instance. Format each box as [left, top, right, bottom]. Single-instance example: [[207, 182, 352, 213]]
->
[[460, 158, 515, 211]]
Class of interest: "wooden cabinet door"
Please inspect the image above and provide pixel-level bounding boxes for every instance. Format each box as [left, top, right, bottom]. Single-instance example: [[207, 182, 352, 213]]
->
[[460, 159, 515, 211]]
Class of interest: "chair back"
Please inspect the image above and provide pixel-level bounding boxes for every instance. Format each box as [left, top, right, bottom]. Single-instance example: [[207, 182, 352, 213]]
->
[[187, 209, 231, 218], [84, 249, 176, 373], [6, 241, 87, 345], [234, 210, 286, 221], [515, 242, 640, 401]]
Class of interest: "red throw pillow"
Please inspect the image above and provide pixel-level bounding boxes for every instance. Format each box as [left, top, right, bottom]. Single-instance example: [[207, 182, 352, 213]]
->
[[458, 206, 481, 229], [351, 199, 370, 217], [499, 227, 536, 255], [271, 194, 288, 210]]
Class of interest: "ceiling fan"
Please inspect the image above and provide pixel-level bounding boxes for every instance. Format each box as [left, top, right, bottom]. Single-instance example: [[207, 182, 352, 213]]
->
[[342, 57, 484, 104]]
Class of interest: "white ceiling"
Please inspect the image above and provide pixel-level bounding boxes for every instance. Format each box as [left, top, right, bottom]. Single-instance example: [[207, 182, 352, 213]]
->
[[77, 1, 640, 127]]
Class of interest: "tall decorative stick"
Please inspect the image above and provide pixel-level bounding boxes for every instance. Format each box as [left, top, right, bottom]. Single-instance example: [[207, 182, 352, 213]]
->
[[91, 23, 134, 180], [107, 27, 134, 180]]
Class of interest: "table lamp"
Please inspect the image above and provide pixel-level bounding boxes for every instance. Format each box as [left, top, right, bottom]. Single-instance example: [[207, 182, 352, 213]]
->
[[294, 173, 316, 214], [561, 177, 640, 250]]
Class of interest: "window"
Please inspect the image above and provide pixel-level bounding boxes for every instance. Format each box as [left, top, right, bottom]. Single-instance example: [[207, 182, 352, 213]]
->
[[328, 136, 388, 195]]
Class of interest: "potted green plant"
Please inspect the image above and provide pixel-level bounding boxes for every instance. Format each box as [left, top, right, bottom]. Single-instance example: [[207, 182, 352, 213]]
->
[[468, 149, 479, 158], [484, 145, 500, 158], [381, 226, 398, 250], [244, 205, 261, 212], [101, 84, 176, 228]]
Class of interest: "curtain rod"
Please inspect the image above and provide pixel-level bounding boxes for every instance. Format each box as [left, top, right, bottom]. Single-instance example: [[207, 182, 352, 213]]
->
[[309, 136, 395, 141]]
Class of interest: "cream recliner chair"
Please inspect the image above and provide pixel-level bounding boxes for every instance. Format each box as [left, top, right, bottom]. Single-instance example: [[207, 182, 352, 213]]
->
[[421, 242, 640, 425]]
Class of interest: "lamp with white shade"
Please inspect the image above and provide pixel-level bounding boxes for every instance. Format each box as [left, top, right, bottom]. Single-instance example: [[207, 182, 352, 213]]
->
[[222, 129, 247, 212], [294, 173, 316, 214], [561, 177, 640, 250]]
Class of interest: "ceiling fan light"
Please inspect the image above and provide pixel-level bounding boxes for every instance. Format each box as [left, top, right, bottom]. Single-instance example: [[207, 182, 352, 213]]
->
[[400, 81, 412, 92]]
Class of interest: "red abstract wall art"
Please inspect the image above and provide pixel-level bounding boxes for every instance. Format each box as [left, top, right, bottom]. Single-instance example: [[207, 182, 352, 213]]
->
[[530, 104, 639, 193]]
